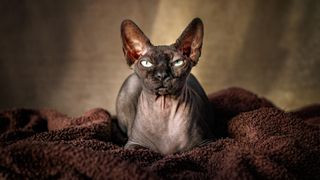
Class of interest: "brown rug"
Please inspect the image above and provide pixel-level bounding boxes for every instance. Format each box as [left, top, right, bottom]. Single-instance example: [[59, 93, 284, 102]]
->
[[0, 87, 319, 179]]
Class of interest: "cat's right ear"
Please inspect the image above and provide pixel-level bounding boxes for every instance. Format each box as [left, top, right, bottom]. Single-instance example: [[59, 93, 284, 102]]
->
[[121, 20, 152, 66]]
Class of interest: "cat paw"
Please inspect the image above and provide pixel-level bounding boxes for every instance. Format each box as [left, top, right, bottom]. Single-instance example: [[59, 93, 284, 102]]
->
[[124, 141, 145, 150]]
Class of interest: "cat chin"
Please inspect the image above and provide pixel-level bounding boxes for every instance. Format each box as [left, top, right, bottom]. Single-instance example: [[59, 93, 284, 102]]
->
[[151, 85, 184, 96], [155, 89, 182, 96], [155, 88, 170, 95]]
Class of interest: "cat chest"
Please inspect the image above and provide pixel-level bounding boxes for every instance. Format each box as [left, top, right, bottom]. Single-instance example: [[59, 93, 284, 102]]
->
[[134, 96, 199, 153]]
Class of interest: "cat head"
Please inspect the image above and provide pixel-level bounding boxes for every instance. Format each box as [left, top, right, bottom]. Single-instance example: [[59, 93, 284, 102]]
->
[[121, 18, 204, 96]]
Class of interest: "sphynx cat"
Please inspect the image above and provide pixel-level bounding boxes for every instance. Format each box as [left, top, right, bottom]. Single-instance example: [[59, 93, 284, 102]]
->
[[116, 18, 214, 154]]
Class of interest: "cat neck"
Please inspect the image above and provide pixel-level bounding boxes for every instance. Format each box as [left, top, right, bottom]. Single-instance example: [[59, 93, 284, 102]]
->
[[139, 85, 193, 111]]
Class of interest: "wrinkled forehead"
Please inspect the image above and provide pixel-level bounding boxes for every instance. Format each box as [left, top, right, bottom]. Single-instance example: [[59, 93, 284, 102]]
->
[[144, 46, 181, 61]]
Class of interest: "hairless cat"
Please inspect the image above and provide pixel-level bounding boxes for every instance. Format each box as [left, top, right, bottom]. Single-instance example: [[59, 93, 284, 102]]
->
[[116, 18, 214, 154]]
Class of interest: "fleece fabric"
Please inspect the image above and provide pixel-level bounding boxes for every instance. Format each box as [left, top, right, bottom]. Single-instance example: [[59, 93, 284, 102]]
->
[[0, 87, 319, 179]]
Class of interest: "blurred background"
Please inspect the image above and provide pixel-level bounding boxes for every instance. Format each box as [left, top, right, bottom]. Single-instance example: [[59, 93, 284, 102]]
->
[[1, 0, 319, 116]]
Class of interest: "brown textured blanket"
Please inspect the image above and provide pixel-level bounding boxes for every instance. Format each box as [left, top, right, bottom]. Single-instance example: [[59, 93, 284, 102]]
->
[[0, 87, 319, 179]]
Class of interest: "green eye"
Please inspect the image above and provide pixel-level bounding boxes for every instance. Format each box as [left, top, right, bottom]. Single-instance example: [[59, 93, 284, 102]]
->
[[173, 60, 184, 67], [140, 59, 153, 67]]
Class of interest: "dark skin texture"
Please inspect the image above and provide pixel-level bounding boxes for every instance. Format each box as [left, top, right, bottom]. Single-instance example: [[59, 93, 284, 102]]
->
[[116, 18, 214, 154]]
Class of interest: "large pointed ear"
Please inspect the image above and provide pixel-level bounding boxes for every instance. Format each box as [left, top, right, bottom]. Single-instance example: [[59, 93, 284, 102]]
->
[[173, 18, 204, 66], [121, 20, 152, 66]]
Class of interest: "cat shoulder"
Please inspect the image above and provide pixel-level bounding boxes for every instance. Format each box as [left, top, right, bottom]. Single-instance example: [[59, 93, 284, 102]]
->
[[119, 73, 142, 95]]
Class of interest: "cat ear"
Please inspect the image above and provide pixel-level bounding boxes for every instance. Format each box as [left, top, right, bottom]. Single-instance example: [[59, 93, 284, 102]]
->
[[121, 20, 152, 66], [174, 18, 204, 66]]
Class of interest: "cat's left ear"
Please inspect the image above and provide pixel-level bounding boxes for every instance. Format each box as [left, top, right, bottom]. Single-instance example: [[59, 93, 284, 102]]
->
[[173, 18, 204, 66]]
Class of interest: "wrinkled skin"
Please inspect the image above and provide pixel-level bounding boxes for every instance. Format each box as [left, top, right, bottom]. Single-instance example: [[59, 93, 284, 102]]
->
[[116, 18, 214, 154]]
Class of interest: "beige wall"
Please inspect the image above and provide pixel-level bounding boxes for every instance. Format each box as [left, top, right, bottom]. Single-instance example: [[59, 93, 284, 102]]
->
[[1, 0, 319, 116]]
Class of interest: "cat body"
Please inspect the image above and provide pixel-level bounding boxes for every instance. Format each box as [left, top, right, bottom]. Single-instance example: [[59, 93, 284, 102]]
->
[[116, 18, 214, 154]]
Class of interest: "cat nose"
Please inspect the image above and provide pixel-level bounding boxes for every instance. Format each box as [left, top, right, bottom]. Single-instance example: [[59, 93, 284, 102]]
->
[[155, 71, 168, 81]]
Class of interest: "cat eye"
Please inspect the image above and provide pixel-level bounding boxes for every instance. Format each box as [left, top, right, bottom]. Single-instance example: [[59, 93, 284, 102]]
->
[[173, 59, 184, 67], [140, 59, 153, 68]]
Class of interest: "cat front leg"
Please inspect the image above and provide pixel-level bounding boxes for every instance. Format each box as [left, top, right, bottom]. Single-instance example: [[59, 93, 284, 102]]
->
[[116, 74, 142, 134]]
